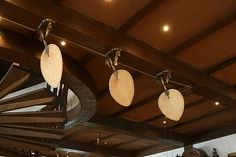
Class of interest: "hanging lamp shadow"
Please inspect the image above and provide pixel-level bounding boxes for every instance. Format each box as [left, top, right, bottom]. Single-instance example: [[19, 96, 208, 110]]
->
[[106, 48, 134, 107], [38, 19, 63, 88]]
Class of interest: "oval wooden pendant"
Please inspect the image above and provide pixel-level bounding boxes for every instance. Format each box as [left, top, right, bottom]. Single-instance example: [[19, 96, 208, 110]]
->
[[40, 44, 63, 88], [109, 70, 134, 107], [158, 89, 184, 121]]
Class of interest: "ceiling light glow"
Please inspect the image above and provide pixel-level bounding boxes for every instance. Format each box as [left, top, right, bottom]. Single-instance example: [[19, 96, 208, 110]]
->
[[163, 25, 169, 32], [60, 41, 66, 46], [215, 101, 220, 106]]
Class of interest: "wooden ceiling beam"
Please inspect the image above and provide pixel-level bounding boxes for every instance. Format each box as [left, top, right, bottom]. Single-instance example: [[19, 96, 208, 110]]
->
[[3, 0, 236, 110], [0, 135, 55, 151], [0, 126, 63, 139], [205, 56, 236, 74], [0, 88, 57, 112], [136, 143, 181, 157], [0, 124, 64, 134], [0, 65, 30, 99], [168, 10, 236, 55], [172, 108, 233, 130], [0, 115, 65, 124], [111, 94, 157, 117], [87, 113, 190, 145], [58, 140, 135, 157], [119, 0, 164, 32], [0, 148, 26, 157], [78, 54, 95, 66]]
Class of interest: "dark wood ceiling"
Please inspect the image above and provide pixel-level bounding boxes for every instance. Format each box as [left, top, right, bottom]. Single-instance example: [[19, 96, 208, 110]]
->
[[0, 0, 236, 156]]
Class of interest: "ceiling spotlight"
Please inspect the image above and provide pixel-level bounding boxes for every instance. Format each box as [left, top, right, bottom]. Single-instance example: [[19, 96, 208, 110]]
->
[[163, 120, 167, 124], [215, 101, 220, 106], [162, 25, 169, 32], [60, 41, 66, 46]]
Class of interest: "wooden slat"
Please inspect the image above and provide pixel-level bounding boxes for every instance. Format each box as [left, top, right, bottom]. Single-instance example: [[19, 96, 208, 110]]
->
[[0, 88, 56, 112], [0, 65, 30, 99], [58, 140, 135, 157], [111, 94, 157, 117], [78, 54, 95, 66], [87, 114, 190, 145], [205, 56, 236, 74], [2, 0, 236, 110], [0, 135, 55, 151], [0, 124, 64, 134], [0, 148, 25, 157], [119, 0, 164, 32], [0, 126, 63, 139], [0, 115, 65, 124]]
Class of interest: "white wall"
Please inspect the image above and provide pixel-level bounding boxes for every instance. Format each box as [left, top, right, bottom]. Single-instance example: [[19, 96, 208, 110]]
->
[[194, 134, 236, 157], [146, 134, 236, 157]]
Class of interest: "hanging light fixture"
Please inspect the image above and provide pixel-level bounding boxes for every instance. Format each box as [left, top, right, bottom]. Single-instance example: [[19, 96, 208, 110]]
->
[[156, 70, 185, 121], [37, 19, 63, 88], [105, 48, 134, 107]]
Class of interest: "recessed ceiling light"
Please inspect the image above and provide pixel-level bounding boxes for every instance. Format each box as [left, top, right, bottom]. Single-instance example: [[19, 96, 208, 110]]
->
[[215, 101, 220, 106], [60, 41, 66, 46], [162, 25, 169, 32], [163, 120, 167, 124]]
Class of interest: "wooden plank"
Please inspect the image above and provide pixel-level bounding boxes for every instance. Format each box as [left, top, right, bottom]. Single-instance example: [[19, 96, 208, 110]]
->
[[0, 65, 30, 99], [136, 144, 181, 157], [78, 54, 95, 66], [87, 114, 190, 145], [172, 108, 231, 130], [205, 56, 236, 74], [0, 148, 25, 157], [0, 126, 63, 139], [0, 124, 64, 134], [111, 94, 157, 117], [168, 10, 236, 55], [2, 0, 236, 110], [0, 115, 65, 124], [119, 0, 164, 32], [58, 140, 135, 157], [0, 135, 54, 151], [0, 88, 56, 112]]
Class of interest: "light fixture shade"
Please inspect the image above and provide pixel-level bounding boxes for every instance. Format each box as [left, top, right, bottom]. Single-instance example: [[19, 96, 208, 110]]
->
[[109, 69, 134, 107], [158, 89, 184, 121], [40, 44, 63, 88]]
